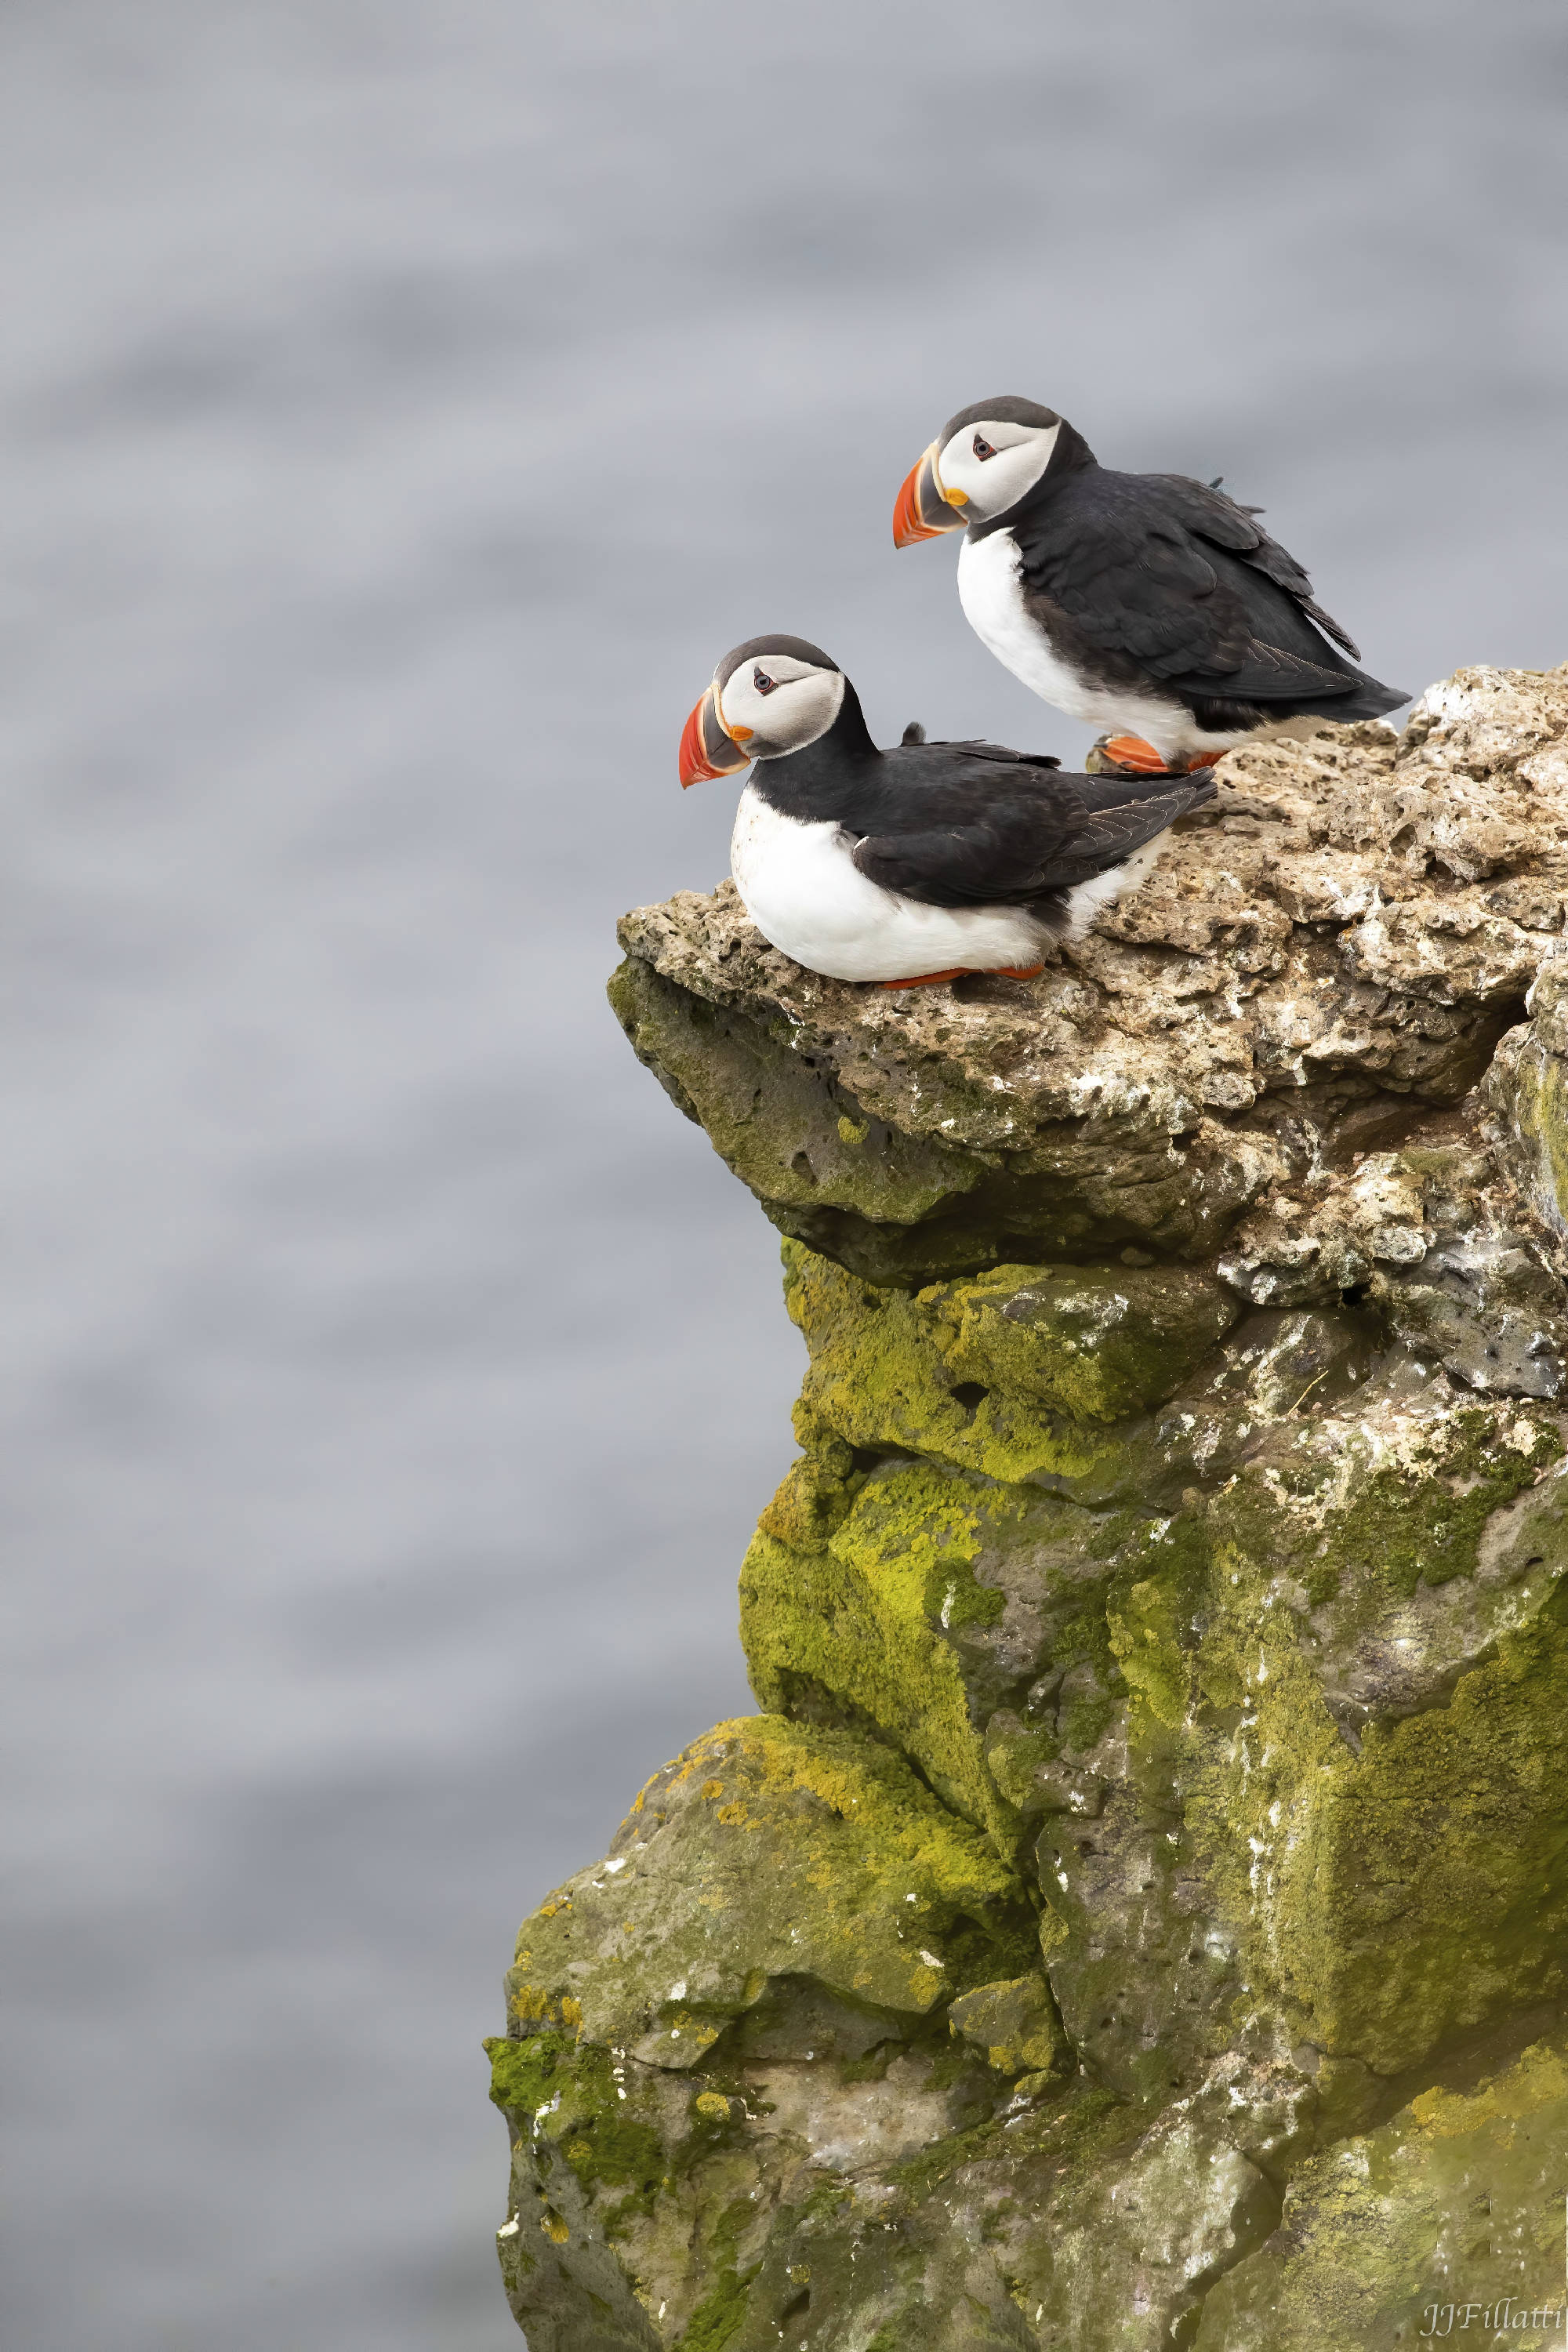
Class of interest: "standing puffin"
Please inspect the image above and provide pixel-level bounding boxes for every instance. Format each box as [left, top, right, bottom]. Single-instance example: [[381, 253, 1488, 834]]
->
[[893, 397, 1406, 775], [677, 634, 1215, 985]]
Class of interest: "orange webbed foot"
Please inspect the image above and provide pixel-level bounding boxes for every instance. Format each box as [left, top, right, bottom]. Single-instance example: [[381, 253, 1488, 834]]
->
[[880, 962, 1044, 989], [1095, 733, 1174, 777]]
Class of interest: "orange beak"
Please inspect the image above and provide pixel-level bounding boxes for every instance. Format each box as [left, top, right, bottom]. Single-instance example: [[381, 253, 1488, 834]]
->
[[892, 441, 967, 548], [678, 684, 752, 788]]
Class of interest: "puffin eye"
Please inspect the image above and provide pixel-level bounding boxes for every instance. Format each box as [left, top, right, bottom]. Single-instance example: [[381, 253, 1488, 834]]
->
[[973, 433, 997, 460], [753, 667, 777, 695]]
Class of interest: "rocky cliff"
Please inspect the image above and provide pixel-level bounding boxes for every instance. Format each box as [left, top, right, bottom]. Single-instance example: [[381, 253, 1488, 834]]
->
[[491, 667, 1568, 2350]]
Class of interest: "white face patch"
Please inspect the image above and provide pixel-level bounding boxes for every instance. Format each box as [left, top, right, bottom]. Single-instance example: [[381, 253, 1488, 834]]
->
[[938, 419, 1060, 520], [717, 655, 845, 759]]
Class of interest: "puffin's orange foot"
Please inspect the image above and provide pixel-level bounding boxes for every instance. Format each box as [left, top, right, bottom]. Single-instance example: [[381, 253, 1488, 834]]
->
[[991, 963, 1044, 979], [1088, 732, 1173, 777], [1183, 749, 1225, 771], [881, 967, 967, 989]]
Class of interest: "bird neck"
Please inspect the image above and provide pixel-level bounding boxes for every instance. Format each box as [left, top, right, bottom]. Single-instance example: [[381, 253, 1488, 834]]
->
[[752, 684, 880, 816]]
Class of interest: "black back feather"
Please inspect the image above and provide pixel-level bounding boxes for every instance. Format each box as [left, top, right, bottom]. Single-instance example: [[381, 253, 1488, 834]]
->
[[999, 463, 1405, 720], [751, 704, 1211, 918]]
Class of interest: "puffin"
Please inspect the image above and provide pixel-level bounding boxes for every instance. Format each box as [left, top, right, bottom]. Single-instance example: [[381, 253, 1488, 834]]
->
[[892, 396, 1406, 776], [676, 634, 1215, 986]]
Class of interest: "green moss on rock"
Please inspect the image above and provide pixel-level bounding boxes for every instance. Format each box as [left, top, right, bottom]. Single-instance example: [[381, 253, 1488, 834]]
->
[[675, 2264, 752, 2351], [781, 1240, 1231, 1484], [1209, 1612, 1568, 2077], [1489, 967, 1568, 1252], [741, 1468, 1020, 1849], [941, 1259, 1240, 1424], [947, 1973, 1062, 2077], [1225, 1399, 1562, 1607], [506, 1715, 1034, 2066], [1195, 2031, 1568, 2350], [1109, 1573, 1194, 1731], [608, 956, 995, 1284], [742, 1449, 1160, 1860]]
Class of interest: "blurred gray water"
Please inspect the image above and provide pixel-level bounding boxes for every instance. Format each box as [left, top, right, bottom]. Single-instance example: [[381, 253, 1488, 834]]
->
[[1, 2, 1564, 2344]]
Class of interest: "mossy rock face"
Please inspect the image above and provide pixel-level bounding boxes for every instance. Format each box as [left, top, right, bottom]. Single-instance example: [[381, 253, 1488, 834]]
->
[[948, 1973, 1063, 2077], [491, 1719, 1043, 2349], [740, 1448, 1152, 1862], [1195, 2029, 1568, 2350], [781, 1241, 1240, 1466], [503, 672, 1568, 2344], [1490, 964, 1568, 1261], [607, 953, 990, 1255], [488, 1991, 1301, 2352], [938, 1260, 1241, 1423], [695, 2076, 1287, 2352], [506, 1716, 1035, 2069], [1186, 1445, 1568, 2081], [502, 1301, 1568, 2336], [747, 1255, 1568, 2101]]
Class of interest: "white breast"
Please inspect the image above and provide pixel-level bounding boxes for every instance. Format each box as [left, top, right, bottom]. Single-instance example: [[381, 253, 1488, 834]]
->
[[729, 784, 1047, 984], [956, 530, 1196, 757], [1058, 838, 1167, 937]]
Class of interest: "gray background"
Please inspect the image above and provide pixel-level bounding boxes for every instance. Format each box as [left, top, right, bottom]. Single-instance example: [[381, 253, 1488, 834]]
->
[[2, 2, 1564, 2345]]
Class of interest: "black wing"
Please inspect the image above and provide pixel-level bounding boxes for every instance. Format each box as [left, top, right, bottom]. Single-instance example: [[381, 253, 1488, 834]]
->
[[1013, 468, 1387, 705], [851, 770, 1212, 910], [938, 739, 1062, 770], [1144, 473, 1363, 658], [901, 728, 1062, 770]]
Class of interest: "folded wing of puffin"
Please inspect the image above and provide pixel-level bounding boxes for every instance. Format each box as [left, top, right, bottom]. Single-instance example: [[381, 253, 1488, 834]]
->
[[677, 634, 1214, 987]]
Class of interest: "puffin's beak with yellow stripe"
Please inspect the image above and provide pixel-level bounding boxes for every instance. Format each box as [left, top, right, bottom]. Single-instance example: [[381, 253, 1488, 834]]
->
[[891, 439, 969, 548], [677, 680, 752, 786]]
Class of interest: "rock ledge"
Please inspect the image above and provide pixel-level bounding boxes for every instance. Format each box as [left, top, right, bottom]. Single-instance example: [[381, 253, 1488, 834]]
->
[[495, 669, 1568, 2352]]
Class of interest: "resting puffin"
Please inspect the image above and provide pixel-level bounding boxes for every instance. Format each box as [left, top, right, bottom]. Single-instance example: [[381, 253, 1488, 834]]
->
[[676, 634, 1214, 985], [893, 397, 1406, 775]]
